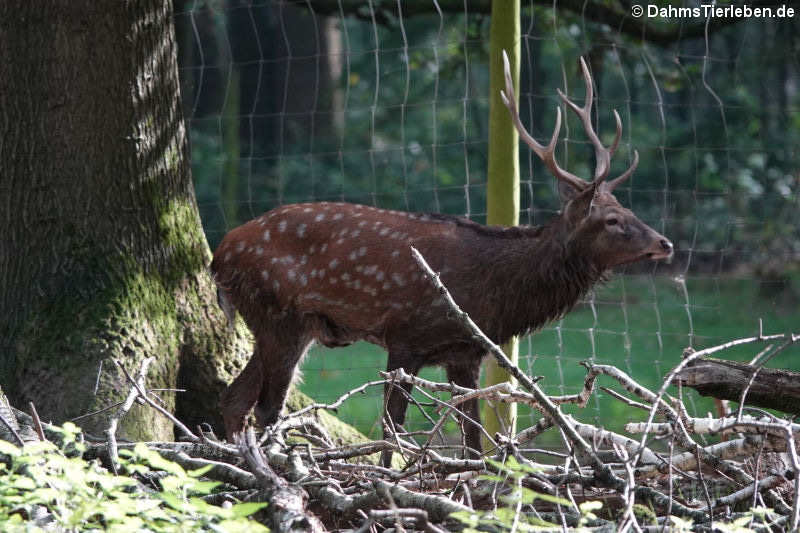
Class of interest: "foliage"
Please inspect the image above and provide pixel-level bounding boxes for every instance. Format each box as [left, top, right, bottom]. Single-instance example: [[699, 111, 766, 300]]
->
[[448, 455, 593, 531], [0, 423, 267, 532]]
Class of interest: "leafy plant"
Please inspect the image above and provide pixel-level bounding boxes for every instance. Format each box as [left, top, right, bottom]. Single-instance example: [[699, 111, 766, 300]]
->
[[0, 422, 267, 532], [449, 455, 589, 532]]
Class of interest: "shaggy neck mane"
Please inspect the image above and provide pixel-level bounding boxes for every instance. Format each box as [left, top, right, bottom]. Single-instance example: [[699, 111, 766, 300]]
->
[[462, 217, 606, 344]]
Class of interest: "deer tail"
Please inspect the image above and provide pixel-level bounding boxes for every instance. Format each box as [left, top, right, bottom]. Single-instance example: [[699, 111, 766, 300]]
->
[[216, 287, 237, 332]]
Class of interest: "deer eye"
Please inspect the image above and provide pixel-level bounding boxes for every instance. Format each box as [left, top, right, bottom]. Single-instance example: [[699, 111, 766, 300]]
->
[[605, 216, 619, 227]]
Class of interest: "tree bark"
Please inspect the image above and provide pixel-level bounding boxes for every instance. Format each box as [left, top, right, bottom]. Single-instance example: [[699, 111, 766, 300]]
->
[[675, 358, 800, 416], [0, 0, 246, 440]]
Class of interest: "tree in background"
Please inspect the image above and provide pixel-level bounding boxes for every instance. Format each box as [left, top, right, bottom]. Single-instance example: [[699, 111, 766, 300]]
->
[[0, 0, 249, 440]]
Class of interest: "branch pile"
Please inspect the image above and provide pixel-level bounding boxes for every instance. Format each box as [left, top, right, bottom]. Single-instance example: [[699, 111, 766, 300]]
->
[[4, 250, 797, 531]]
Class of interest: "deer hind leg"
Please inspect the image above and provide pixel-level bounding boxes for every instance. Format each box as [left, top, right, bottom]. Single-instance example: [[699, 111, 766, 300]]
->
[[446, 361, 483, 459], [381, 352, 422, 467], [253, 334, 313, 429], [220, 322, 311, 441]]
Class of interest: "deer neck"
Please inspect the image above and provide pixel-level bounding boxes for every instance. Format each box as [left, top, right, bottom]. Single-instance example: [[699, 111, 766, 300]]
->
[[474, 221, 605, 343]]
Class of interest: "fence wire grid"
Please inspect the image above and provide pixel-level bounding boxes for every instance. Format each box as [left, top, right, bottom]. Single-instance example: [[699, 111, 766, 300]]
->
[[174, 0, 800, 442]]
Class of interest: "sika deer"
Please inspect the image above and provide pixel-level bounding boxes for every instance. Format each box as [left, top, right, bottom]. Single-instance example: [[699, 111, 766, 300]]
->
[[210, 55, 673, 463]]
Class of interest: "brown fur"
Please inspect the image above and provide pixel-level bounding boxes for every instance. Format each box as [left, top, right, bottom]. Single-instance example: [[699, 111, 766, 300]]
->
[[211, 191, 672, 464]]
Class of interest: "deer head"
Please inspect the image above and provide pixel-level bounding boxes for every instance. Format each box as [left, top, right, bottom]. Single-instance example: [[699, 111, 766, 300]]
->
[[501, 52, 673, 269]]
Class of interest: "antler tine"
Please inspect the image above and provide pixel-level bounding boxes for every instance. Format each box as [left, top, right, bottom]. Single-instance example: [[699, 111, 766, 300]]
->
[[557, 57, 616, 184], [605, 149, 639, 191], [500, 50, 587, 192], [609, 109, 623, 157]]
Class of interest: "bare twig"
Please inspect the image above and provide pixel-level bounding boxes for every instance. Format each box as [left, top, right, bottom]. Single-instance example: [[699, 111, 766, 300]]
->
[[106, 357, 153, 472]]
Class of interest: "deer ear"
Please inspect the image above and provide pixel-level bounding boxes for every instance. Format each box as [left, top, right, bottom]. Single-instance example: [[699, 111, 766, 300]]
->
[[563, 183, 597, 218], [557, 181, 581, 204]]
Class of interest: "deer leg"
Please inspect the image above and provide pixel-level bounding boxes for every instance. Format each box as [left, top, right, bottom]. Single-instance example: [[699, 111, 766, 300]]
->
[[253, 336, 313, 429], [220, 342, 266, 441], [220, 324, 310, 441], [446, 361, 483, 459], [381, 352, 422, 467]]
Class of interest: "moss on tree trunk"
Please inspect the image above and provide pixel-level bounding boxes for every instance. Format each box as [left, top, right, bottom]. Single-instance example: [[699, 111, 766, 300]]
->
[[0, 1, 368, 446]]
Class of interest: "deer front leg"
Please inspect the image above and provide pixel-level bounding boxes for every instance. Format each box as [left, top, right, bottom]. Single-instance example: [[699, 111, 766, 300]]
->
[[446, 361, 483, 459], [381, 352, 422, 467]]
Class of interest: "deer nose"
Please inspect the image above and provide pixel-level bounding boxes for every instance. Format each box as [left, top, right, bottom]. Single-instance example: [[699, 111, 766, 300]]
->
[[660, 239, 673, 252]]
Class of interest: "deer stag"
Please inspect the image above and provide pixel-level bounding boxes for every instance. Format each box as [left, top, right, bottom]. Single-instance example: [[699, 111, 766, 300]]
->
[[210, 54, 672, 463]]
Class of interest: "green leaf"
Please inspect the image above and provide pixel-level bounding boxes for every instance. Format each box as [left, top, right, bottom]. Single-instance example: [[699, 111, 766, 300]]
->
[[217, 518, 270, 532], [230, 501, 268, 518], [187, 463, 215, 478], [0, 440, 21, 457]]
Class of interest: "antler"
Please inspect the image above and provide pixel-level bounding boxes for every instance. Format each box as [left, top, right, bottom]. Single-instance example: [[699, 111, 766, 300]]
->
[[500, 50, 587, 192], [500, 51, 638, 192]]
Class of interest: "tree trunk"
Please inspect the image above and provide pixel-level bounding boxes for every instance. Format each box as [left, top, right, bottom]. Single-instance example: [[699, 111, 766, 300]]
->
[[0, 0, 246, 441]]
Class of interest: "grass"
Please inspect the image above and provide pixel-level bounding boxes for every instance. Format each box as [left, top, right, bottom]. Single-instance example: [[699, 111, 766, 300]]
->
[[298, 273, 800, 446]]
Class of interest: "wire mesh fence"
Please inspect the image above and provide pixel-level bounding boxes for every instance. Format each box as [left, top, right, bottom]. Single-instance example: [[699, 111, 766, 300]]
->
[[174, 0, 800, 442]]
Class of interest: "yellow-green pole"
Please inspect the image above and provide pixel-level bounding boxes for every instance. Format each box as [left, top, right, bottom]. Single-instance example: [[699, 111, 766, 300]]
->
[[483, 0, 520, 449]]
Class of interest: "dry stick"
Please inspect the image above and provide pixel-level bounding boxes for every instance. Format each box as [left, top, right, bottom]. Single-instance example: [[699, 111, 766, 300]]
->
[[235, 428, 325, 533], [0, 410, 25, 447], [381, 369, 499, 453], [588, 360, 763, 492], [71, 401, 127, 422], [28, 402, 45, 442], [411, 247, 709, 522], [106, 357, 153, 473], [633, 333, 788, 467], [410, 248, 604, 472], [113, 358, 198, 442]]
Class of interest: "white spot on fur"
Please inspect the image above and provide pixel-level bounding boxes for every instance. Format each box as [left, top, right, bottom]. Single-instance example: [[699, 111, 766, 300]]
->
[[358, 246, 367, 257], [341, 272, 351, 281], [320, 243, 328, 253], [278, 220, 287, 233], [236, 241, 245, 252], [392, 273, 405, 286], [299, 273, 308, 286], [353, 280, 361, 289], [256, 246, 264, 255], [303, 207, 312, 213], [351, 229, 361, 238], [300, 255, 308, 265], [329, 277, 338, 284], [375, 270, 385, 281], [261, 270, 269, 280], [309, 244, 317, 254], [273, 280, 281, 291], [224, 252, 232, 262], [391, 250, 400, 258], [329, 258, 339, 269], [358, 220, 367, 227], [263, 229, 271, 242], [382, 282, 391, 290], [287, 270, 296, 281], [348, 251, 357, 261], [318, 269, 325, 279], [315, 213, 325, 222], [332, 213, 343, 221], [379, 227, 390, 236], [297, 224, 307, 237]]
